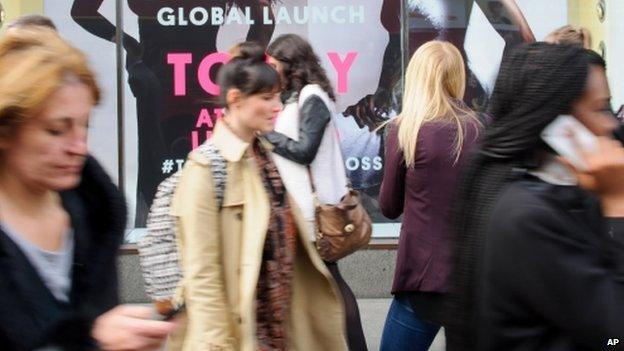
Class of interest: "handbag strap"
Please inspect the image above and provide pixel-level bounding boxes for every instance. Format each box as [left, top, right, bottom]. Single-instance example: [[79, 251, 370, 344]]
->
[[306, 165, 321, 207]]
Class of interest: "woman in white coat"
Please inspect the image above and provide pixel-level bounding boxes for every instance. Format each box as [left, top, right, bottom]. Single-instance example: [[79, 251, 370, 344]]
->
[[265, 34, 368, 351]]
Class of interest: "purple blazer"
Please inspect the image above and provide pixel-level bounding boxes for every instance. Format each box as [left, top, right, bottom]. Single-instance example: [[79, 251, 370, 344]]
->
[[380, 118, 481, 294]]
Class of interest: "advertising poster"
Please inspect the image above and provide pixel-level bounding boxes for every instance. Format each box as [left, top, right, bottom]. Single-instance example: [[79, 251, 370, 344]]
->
[[42, 0, 612, 241], [329, 0, 568, 234], [69, 0, 282, 228]]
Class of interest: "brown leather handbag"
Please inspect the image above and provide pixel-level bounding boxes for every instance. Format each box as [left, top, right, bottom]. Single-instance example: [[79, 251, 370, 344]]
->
[[309, 168, 373, 262], [315, 189, 373, 262]]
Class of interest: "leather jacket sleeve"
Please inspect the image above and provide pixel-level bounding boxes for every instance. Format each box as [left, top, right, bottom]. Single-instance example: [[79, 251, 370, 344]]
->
[[265, 95, 331, 165]]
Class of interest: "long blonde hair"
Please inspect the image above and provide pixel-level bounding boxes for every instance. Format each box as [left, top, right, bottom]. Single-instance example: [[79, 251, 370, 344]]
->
[[395, 41, 477, 167]]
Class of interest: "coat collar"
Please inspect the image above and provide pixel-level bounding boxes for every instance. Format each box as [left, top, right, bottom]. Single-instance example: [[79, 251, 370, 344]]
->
[[211, 120, 251, 162], [210, 120, 274, 162]]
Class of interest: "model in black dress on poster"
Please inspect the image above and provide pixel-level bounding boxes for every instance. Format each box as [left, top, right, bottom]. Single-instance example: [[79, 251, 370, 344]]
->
[[71, 0, 275, 226]]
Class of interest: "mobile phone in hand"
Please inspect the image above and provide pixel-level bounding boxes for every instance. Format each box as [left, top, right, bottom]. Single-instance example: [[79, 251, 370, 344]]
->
[[541, 115, 598, 171]]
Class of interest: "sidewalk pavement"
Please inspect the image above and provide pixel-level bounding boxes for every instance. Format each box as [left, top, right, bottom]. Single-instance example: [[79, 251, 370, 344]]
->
[[359, 298, 445, 351], [159, 298, 446, 350]]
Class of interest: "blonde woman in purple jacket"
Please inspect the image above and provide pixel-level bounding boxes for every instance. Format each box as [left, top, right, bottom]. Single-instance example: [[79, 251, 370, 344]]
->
[[379, 41, 483, 351]]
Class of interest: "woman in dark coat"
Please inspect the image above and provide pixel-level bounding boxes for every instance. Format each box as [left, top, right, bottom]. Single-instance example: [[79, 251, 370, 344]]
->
[[0, 28, 174, 350], [448, 43, 624, 350]]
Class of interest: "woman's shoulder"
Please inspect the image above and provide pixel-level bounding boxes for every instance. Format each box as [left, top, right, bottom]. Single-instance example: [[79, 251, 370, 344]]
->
[[418, 120, 460, 140], [172, 152, 220, 212], [494, 179, 555, 216], [178, 150, 225, 189], [186, 140, 230, 167], [491, 178, 596, 231], [422, 111, 482, 137], [299, 84, 333, 107], [186, 148, 213, 167], [300, 83, 324, 96], [181, 143, 233, 181], [383, 119, 400, 141], [484, 180, 561, 252], [487, 178, 605, 263], [384, 119, 438, 146]]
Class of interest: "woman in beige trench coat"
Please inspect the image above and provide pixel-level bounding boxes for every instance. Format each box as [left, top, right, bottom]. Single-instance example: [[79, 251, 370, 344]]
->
[[167, 42, 348, 351]]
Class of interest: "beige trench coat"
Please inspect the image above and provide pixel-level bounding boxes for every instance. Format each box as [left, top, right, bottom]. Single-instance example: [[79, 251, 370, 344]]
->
[[167, 121, 348, 351]]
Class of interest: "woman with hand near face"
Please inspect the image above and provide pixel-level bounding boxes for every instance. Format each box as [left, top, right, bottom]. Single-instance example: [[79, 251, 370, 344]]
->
[[449, 44, 624, 351], [0, 28, 176, 350]]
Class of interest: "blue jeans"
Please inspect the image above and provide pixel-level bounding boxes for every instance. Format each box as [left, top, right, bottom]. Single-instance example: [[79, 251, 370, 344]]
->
[[380, 295, 441, 351]]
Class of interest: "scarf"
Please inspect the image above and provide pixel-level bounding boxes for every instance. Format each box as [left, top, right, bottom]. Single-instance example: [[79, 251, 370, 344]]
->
[[252, 140, 298, 350]]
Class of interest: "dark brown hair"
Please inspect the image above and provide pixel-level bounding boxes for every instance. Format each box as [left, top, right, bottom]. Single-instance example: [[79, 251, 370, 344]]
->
[[217, 42, 280, 107], [267, 34, 336, 101]]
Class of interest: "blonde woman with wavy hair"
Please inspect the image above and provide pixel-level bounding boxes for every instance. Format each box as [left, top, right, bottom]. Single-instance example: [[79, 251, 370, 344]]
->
[[379, 40, 483, 351]]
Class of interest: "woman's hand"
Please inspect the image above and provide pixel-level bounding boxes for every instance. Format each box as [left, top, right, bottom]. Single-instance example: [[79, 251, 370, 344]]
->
[[92, 304, 177, 351], [565, 137, 624, 217]]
